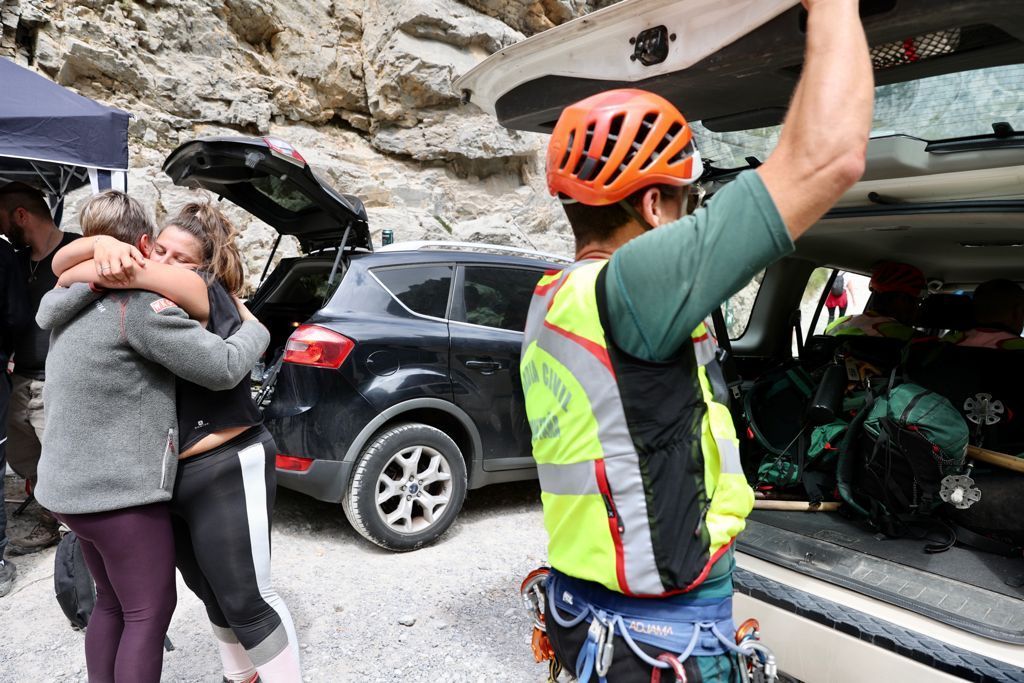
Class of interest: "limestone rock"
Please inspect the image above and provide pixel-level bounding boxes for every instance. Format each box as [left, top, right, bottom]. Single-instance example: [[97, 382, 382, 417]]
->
[[371, 107, 543, 162], [0, 0, 594, 292]]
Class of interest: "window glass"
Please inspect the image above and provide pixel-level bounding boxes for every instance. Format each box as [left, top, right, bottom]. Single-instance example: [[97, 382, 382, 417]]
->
[[803, 269, 872, 337], [724, 271, 764, 339], [250, 174, 317, 213], [373, 265, 452, 319], [694, 64, 1024, 168], [461, 266, 543, 332]]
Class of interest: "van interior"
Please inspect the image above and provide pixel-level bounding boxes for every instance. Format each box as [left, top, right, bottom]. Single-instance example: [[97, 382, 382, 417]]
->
[[724, 125, 1024, 645]]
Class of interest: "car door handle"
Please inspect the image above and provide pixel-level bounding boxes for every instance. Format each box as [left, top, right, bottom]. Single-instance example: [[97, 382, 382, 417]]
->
[[466, 359, 503, 373]]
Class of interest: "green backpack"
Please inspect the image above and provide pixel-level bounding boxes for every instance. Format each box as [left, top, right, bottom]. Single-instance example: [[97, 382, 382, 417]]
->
[[857, 383, 968, 516]]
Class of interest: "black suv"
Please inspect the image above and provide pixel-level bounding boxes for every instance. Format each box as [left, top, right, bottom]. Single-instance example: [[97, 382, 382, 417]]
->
[[163, 136, 567, 550]]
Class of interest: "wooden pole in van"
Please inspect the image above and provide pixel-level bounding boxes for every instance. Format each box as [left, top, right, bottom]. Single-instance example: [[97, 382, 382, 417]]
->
[[967, 445, 1024, 474], [753, 500, 841, 512]]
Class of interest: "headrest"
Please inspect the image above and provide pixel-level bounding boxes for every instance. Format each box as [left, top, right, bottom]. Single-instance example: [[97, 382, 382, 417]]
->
[[916, 293, 974, 332]]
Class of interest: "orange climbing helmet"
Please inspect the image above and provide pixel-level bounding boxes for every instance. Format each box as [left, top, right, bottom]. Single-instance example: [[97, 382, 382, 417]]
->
[[870, 261, 926, 297], [546, 89, 703, 206]]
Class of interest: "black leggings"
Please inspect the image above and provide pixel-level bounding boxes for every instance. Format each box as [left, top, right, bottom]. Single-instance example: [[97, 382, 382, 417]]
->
[[170, 427, 299, 670]]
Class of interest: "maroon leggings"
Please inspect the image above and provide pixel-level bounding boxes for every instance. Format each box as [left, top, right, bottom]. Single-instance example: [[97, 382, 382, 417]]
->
[[57, 503, 176, 683]]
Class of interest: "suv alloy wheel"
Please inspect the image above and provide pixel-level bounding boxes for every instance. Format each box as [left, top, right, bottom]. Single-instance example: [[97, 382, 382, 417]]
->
[[343, 423, 469, 551]]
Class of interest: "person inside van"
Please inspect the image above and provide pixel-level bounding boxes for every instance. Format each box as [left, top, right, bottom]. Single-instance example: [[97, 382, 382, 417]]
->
[[825, 261, 925, 340], [943, 279, 1024, 350]]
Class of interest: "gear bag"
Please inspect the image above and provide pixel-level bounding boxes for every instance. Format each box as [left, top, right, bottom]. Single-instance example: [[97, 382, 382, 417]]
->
[[757, 420, 846, 488], [855, 384, 968, 522], [53, 530, 95, 630]]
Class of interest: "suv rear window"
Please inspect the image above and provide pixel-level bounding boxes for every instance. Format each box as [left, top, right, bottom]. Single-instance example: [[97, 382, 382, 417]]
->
[[460, 266, 543, 332], [373, 264, 453, 319]]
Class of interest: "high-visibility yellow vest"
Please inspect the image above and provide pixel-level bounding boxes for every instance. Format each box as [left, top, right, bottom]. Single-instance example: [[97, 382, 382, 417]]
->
[[521, 259, 753, 597]]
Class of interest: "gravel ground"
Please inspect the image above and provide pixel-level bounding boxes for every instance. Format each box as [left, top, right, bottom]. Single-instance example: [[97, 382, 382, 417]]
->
[[0, 474, 553, 682]]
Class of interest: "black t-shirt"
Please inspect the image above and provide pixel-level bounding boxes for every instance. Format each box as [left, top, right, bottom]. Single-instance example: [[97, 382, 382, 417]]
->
[[13, 232, 79, 378], [176, 278, 263, 451], [0, 238, 29, 359]]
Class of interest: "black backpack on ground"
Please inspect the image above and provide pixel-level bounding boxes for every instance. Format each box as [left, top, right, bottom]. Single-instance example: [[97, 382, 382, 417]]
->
[[54, 530, 95, 630], [52, 530, 177, 650]]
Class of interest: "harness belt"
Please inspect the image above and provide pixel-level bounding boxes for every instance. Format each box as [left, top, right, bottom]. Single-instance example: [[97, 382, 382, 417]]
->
[[547, 570, 766, 682]]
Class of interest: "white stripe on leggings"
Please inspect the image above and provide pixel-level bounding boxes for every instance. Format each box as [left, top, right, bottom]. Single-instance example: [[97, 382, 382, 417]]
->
[[237, 442, 301, 670]]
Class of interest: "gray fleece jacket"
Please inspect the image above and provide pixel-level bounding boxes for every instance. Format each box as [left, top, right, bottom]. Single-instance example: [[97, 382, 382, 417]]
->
[[35, 284, 270, 514]]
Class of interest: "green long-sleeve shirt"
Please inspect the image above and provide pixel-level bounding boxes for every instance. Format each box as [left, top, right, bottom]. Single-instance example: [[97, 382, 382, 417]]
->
[[605, 170, 793, 363]]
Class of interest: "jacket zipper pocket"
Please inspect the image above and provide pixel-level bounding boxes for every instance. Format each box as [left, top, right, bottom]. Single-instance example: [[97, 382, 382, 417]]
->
[[159, 429, 175, 489], [601, 493, 625, 534]]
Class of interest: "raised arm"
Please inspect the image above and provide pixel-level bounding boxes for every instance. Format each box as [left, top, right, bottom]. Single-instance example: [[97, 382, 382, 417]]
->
[[124, 293, 269, 391], [59, 260, 210, 324], [52, 235, 147, 282], [757, 0, 874, 240], [52, 236, 100, 276]]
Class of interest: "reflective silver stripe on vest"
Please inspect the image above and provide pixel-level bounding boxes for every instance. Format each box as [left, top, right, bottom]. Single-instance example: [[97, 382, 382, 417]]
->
[[693, 334, 717, 367], [537, 461, 600, 496], [527, 264, 666, 596], [716, 437, 743, 475]]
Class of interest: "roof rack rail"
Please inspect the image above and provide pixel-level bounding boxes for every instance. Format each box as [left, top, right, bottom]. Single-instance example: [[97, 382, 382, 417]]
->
[[377, 240, 573, 264]]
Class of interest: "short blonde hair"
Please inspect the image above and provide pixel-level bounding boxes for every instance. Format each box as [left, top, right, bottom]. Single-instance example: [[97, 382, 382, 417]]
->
[[79, 190, 155, 245]]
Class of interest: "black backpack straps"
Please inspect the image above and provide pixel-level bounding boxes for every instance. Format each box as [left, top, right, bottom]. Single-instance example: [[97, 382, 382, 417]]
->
[[836, 391, 874, 517], [947, 523, 1024, 559]]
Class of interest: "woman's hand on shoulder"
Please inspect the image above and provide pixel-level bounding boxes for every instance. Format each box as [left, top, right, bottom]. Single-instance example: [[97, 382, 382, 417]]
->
[[94, 236, 146, 286], [232, 294, 259, 323]]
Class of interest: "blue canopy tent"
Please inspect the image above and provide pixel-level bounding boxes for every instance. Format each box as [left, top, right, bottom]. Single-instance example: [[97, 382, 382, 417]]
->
[[0, 57, 130, 221]]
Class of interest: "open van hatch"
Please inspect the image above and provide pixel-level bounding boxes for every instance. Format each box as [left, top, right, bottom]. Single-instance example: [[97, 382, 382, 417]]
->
[[162, 136, 371, 257], [457, 0, 1024, 135]]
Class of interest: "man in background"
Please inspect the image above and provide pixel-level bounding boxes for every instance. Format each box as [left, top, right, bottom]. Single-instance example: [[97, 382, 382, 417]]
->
[[0, 232, 28, 595], [0, 182, 79, 553], [944, 279, 1024, 350]]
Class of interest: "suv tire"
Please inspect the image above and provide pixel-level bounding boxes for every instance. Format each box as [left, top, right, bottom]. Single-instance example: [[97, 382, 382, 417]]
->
[[343, 423, 468, 551]]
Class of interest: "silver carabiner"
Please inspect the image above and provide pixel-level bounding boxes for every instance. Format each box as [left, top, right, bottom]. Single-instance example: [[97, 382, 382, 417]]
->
[[597, 627, 615, 677]]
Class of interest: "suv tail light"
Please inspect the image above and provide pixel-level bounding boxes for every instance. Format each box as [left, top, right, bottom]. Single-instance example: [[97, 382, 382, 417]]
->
[[283, 324, 354, 369], [276, 453, 313, 472]]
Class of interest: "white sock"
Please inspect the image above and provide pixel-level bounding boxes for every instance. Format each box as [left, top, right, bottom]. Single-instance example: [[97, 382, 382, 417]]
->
[[212, 624, 257, 682], [254, 644, 303, 683]]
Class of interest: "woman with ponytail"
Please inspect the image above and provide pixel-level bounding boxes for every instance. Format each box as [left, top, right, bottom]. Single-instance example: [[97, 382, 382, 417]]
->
[[55, 201, 302, 682]]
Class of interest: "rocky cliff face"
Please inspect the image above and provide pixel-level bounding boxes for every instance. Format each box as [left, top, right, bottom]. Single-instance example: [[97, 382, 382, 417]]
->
[[1, 0, 616, 287]]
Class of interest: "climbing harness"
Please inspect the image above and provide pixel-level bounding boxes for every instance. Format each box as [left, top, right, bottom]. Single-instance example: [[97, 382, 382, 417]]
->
[[522, 568, 778, 683]]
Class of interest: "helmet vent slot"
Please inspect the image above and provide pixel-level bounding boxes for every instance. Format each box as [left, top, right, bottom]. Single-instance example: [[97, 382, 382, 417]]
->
[[633, 112, 659, 171], [560, 130, 575, 170], [603, 114, 627, 185], [642, 120, 683, 171], [667, 140, 695, 166], [571, 123, 597, 177]]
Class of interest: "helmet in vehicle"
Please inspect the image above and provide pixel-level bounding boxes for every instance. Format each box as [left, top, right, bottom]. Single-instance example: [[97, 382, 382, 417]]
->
[[869, 261, 926, 297], [546, 89, 703, 206]]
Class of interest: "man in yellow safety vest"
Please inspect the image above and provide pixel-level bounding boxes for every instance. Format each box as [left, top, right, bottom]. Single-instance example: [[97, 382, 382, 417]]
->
[[520, 1, 874, 680]]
